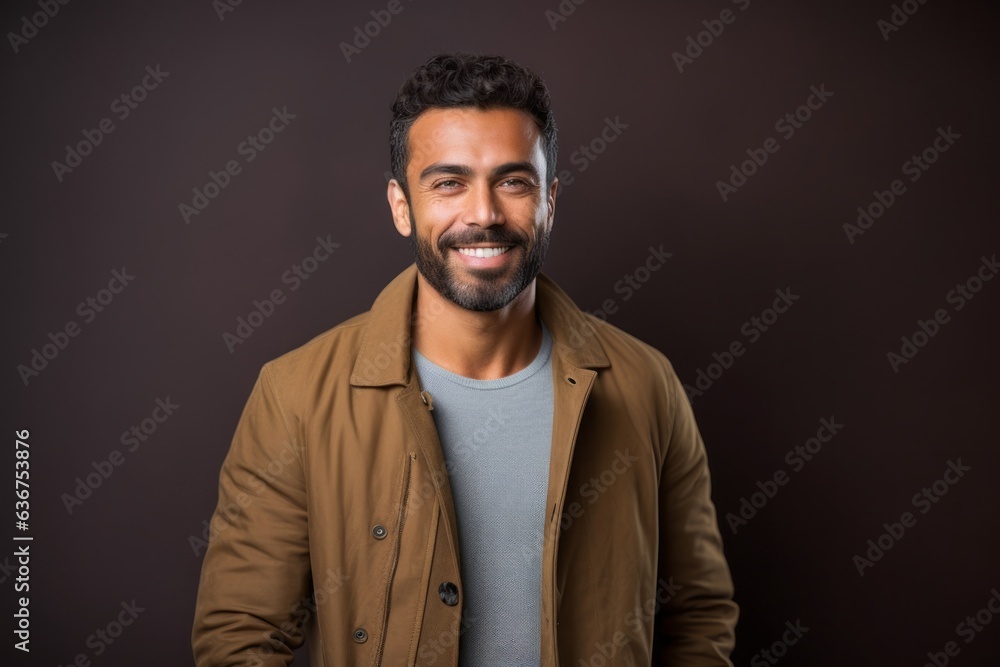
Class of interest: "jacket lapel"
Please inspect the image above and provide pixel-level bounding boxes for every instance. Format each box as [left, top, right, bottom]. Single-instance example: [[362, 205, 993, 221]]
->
[[534, 273, 611, 665], [349, 265, 464, 574]]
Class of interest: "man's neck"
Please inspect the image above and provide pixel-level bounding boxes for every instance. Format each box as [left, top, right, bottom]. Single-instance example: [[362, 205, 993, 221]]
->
[[411, 273, 543, 381]]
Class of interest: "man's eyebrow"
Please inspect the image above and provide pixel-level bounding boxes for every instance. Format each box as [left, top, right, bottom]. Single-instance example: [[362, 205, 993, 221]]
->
[[492, 161, 540, 181], [419, 163, 472, 180], [418, 161, 540, 182]]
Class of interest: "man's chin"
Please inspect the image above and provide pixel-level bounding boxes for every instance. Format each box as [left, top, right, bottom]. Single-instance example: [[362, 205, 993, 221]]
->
[[412, 242, 542, 311], [441, 271, 527, 312], [450, 263, 511, 282]]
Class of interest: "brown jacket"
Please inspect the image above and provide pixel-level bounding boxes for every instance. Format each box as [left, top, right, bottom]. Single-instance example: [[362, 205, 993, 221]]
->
[[192, 262, 738, 666]]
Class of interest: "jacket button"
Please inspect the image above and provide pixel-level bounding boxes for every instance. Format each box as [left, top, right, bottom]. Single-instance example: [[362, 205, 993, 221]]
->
[[352, 627, 368, 643], [438, 581, 459, 606], [372, 524, 387, 540]]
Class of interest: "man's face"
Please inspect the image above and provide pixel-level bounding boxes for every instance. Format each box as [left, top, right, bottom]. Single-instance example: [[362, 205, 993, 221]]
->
[[388, 107, 557, 312]]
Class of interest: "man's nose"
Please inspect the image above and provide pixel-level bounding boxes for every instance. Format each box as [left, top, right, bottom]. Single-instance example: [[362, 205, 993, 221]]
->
[[463, 181, 504, 227]]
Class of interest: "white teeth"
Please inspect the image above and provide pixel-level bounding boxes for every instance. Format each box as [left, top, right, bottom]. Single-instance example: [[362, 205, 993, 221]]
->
[[457, 246, 511, 258]]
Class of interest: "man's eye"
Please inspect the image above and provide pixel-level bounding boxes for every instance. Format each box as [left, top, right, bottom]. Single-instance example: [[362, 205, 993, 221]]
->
[[435, 179, 461, 189], [501, 178, 532, 188]]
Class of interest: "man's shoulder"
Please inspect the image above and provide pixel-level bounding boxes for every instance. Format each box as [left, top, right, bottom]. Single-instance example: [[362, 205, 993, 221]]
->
[[259, 309, 373, 387], [571, 314, 686, 437], [582, 312, 678, 377]]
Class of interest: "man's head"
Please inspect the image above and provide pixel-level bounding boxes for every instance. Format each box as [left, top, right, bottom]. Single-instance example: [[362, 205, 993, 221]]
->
[[389, 53, 558, 198], [387, 53, 559, 312]]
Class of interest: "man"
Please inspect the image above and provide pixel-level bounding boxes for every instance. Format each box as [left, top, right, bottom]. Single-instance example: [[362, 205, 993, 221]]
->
[[192, 52, 738, 666]]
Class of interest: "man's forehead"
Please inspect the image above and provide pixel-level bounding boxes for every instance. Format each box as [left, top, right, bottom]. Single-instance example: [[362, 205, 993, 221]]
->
[[408, 107, 541, 153]]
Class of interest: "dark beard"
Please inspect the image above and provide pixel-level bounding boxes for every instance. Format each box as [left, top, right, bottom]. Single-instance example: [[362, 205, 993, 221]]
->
[[408, 212, 550, 312]]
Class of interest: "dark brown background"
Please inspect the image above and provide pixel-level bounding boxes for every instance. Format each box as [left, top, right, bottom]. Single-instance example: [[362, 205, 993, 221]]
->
[[2, 0, 998, 665]]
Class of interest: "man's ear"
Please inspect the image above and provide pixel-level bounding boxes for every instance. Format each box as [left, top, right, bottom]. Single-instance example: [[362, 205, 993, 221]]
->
[[546, 177, 559, 226], [387, 178, 412, 237]]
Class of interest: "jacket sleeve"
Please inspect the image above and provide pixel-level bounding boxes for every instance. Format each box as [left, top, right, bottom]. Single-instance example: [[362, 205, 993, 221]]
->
[[192, 363, 312, 666], [652, 360, 739, 665]]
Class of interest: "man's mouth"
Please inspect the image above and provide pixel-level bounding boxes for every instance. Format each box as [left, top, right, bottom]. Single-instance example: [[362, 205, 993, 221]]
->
[[453, 246, 513, 258]]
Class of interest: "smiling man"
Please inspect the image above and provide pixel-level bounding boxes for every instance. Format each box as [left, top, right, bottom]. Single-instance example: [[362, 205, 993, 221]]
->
[[193, 53, 738, 666]]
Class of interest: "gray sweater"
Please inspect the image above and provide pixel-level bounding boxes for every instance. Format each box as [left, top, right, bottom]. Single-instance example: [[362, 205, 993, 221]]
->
[[411, 321, 554, 666]]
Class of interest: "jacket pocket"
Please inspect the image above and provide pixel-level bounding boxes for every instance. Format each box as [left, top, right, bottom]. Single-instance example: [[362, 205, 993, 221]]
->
[[373, 451, 415, 665]]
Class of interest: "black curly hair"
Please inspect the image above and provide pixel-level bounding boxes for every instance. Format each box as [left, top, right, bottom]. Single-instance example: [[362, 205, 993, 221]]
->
[[389, 52, 558, 199]]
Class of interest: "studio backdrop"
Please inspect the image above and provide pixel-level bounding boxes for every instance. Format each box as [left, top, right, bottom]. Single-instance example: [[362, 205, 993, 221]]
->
[[2, 0, 998, 665]]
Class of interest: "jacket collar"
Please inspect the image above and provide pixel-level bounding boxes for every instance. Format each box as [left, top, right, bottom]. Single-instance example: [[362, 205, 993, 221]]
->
[[350, 263, 610, 387]]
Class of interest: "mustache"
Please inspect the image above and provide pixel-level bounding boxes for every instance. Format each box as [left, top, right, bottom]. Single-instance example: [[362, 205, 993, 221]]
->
[[439, 227, 527, 250]]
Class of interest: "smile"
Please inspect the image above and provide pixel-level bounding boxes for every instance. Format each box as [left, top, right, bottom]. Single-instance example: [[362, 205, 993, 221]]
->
[[454, 246, 512, 258]]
